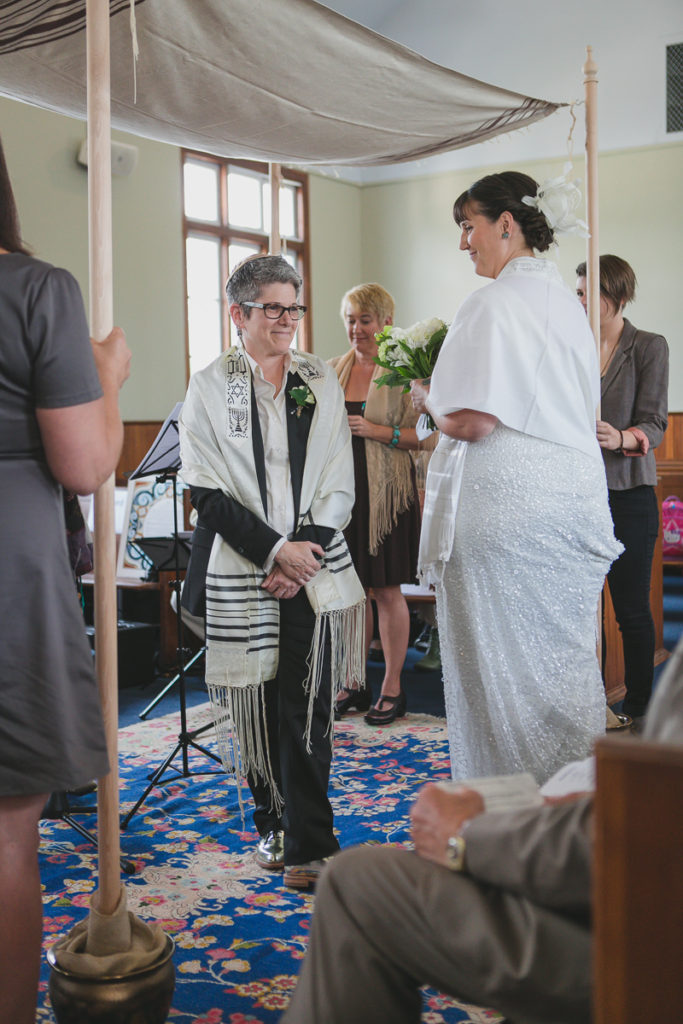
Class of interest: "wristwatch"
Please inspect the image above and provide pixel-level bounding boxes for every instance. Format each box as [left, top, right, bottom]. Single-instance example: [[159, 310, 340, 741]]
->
[[445, 833, 466, 872]]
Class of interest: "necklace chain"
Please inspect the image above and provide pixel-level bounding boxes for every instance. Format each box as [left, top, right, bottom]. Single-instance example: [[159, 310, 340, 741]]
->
[[600, 337, 620, 375]]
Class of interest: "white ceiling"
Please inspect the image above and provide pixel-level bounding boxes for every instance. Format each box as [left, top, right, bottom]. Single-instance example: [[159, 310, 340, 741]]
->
[[318, 0, 683, 182]]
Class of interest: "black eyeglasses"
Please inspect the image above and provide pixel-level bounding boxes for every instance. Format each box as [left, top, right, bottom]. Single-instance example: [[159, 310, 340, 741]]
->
[[242, 301, 307, 321]]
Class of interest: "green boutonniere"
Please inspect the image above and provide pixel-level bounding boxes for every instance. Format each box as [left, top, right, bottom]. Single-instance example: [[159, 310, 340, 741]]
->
[[288, 384, 316, 417]]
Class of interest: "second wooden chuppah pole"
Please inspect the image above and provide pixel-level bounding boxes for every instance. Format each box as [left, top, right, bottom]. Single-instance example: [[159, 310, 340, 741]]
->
[[270, 161, 282, 253], [583, 46, 600, 355]]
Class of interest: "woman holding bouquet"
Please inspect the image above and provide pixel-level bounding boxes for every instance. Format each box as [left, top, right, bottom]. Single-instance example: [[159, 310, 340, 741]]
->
[[411, 170, 622, 783], [330, 283, 422, 725]]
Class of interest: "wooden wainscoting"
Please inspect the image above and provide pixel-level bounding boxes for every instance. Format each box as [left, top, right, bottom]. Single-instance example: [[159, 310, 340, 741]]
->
[[656, 411, 683, 512], [116, 420, 164, 486]]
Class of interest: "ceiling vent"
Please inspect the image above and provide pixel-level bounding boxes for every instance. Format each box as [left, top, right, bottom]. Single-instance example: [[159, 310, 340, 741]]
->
[[667, 42, 683, 133]]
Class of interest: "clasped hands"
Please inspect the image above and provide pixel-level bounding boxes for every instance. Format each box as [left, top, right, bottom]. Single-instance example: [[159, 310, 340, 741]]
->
[[261, 539, 324, 599]]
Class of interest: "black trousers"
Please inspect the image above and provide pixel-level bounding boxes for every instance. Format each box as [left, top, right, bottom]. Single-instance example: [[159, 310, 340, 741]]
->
[[247, 588, 339, 866], [606, 485, 659, 717]]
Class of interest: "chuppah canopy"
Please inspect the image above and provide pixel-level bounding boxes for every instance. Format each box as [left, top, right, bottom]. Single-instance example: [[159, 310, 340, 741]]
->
[[0, 0, 563, 167]]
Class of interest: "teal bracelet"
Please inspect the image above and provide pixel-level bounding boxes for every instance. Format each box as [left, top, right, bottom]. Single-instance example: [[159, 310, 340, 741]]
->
[[389, 425, 400, 447]]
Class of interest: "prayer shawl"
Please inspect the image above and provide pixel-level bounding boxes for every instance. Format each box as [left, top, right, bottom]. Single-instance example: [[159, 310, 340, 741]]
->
[[330, 349, 418, 555], [179, 347, 365, 804]]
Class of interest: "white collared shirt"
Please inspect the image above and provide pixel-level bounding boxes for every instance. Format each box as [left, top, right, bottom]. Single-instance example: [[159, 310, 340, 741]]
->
[[242, 348, 295, 570]]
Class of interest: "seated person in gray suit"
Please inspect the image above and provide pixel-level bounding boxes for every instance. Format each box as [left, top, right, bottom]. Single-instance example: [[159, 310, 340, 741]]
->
[[180, 254, 363, 891], [281, 638, 683, 1024]]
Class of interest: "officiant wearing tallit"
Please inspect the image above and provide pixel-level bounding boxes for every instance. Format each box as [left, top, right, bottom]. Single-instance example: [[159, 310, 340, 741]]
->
[[411, 170, 623, 785], [179, 255, 364, 891]]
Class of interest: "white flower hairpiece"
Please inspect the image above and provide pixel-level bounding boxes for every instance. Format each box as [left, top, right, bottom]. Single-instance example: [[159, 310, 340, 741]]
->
[[521, 162, 590, 239]]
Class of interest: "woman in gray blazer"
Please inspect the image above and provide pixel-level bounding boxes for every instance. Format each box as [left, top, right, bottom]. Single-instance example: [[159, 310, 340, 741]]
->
[[576, 255, 669, 726]]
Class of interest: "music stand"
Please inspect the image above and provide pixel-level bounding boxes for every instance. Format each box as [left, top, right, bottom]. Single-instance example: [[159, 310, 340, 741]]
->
[[135, 534, 206, 719], [135, 535, 193, 576], [42, 791, 136, 874], [121, 404, 224, 830]]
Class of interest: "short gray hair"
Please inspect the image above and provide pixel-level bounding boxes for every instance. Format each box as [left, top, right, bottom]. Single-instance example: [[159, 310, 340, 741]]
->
[[226, 254, 302, 306]]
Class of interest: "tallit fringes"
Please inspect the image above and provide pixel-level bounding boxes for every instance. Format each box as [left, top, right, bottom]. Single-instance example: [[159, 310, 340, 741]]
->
[[302, 600, 367, 751], [207, 682, 284, 824]]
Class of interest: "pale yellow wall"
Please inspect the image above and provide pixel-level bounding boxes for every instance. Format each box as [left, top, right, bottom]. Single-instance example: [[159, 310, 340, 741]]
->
[[360, 145, 683, 410], [308, 172, 362, 361], [1, 96, 187, 420]]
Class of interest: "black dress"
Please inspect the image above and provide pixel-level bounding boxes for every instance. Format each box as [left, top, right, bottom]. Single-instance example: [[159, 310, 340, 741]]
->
[[344, 401, 420, 589]]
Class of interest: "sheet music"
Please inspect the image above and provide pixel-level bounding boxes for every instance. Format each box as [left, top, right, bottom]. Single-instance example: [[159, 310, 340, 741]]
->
[[436, 772, 543, 812], [131, 402, 184, 479], [539, 757, 595, 798], [435, 758, 595, 813]]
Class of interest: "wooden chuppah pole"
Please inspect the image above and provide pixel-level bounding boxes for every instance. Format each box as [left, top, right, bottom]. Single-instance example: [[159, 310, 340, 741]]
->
[[87, 0, 121, 916], [584, 46, 600, 357], [583, 46, 606, 678], [269, 162, 282, 253]]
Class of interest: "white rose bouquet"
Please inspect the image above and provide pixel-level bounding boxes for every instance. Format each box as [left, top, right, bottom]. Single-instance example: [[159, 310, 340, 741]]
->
[[374, 317, 449, 432], [374, 316, 449, 389]]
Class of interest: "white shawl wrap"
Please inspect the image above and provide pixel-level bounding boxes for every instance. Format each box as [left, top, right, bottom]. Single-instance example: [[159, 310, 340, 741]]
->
[[419, 258, 603, 585], [179, 347, 365, 804], [429, 258, 602, 460]]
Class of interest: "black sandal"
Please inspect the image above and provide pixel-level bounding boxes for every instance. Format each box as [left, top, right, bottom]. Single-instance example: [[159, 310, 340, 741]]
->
[[363, 691, 407, 726], [335, 685, 372, 718]]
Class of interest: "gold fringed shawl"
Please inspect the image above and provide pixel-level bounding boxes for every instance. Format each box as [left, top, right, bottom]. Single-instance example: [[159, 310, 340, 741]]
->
[[179, 347, 365, 813], [331, 349, 418, 555]]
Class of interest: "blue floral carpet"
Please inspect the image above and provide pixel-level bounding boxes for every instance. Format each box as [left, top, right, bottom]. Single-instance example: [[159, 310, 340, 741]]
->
[[37, 706, 503, 1024]]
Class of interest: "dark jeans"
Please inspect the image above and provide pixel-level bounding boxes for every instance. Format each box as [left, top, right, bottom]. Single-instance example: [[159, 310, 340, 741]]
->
[[606, 486, 659, 717], [247, 588, 339, 866]]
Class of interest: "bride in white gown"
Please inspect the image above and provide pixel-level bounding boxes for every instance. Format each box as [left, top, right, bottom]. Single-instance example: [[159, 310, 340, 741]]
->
[[411, 170, 622, 784]]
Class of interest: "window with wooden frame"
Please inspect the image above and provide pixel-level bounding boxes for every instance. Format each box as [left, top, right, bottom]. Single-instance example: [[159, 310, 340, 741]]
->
[[181, 152, 311, 379]]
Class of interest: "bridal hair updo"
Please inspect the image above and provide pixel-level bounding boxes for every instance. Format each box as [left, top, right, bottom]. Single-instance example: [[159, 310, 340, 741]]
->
[[575, 254, 637, 311], [453, 171, 555, 253]]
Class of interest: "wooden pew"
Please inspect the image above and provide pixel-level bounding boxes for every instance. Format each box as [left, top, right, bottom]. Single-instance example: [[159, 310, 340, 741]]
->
[[593, 735, 683, 1022]]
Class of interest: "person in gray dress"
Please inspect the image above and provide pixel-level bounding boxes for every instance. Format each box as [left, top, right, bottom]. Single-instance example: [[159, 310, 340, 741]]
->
[[280, 636, 683, 1024], [0, 135, 131, 1024]]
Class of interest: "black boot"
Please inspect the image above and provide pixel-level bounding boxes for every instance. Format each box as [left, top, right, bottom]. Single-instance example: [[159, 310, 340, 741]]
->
[[414, 627, 440, 673]]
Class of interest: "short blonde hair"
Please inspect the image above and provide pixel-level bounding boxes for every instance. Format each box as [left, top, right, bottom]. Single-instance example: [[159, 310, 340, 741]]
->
[[340, 283, 395, 324]]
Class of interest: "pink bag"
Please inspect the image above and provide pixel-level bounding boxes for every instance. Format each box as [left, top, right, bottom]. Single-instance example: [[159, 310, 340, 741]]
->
[[662, 495, 683, 557]]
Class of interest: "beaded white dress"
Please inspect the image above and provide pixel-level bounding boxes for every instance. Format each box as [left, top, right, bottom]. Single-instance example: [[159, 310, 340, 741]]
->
[[423, 257, 623, 784], [435, 423, 619, 783]]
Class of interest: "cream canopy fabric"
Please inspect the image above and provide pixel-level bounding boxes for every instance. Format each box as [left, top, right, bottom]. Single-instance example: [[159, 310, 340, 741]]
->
[[0, 0, 562, 167]]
